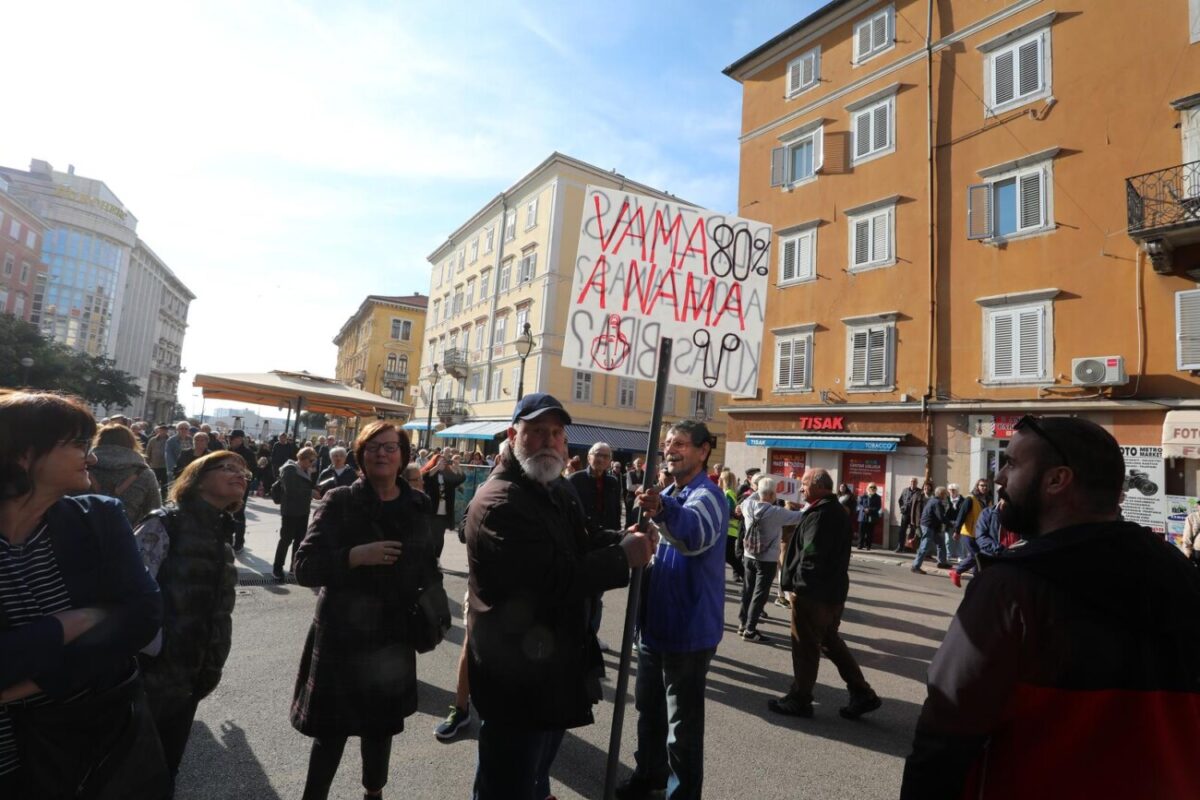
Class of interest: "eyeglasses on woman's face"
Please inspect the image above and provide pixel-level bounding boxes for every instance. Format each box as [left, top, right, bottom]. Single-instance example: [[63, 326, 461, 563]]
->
[[205, 462, 251, 479], [364, 441, 402, 455]]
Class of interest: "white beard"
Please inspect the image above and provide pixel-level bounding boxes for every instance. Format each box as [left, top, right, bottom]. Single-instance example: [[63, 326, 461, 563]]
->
[[514, 439, 565, 485]]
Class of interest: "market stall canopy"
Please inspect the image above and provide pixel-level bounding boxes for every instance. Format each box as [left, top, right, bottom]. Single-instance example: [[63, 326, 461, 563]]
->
[[193, 370, 412, 420]]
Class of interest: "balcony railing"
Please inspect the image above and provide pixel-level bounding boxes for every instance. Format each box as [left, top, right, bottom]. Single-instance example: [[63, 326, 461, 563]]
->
[[1126, 160, 1200, 234], [443, 348, 469, 378], [383, 369, 408, 387], [436, 398, 468, 420]]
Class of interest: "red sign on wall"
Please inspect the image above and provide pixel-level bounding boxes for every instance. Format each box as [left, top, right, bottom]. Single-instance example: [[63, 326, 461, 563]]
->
[[798, 416, 845, 431], [841, 453, 888, 546], [769, 449, 807, 478]]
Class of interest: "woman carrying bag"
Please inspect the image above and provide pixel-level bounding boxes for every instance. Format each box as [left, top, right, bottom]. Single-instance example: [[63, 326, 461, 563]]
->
[[291, 421, 449, 800], [0, 392, 166, 799]]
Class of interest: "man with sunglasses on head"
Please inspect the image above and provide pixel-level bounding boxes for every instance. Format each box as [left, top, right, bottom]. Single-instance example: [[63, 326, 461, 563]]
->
[[902, 416, 1200, 799]]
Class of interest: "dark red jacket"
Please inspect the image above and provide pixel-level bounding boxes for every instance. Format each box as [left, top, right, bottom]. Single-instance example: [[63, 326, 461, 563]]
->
[[902, 520, 1200, 799]]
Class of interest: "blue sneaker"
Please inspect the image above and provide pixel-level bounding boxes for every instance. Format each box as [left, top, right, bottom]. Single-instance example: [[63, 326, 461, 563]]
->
[[434, 705, 470, 741]]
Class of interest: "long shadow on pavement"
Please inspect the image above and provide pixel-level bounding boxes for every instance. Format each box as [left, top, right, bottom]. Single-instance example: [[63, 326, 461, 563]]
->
[[850, 578, 948, 598], [846, 595, 954, 618], [840, 633, 937, 683], [177, 720, 281, 800], [840, 607, 948, 643]]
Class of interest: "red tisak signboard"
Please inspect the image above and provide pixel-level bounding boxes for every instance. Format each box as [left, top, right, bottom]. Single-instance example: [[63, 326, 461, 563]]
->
[[797, 416, 845, 431]]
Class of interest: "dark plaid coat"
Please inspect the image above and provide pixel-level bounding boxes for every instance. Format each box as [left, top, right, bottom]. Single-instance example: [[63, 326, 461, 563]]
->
[[289, 478, 436, 738]]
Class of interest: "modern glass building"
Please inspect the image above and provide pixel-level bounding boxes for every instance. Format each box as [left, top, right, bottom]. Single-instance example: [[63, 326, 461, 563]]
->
[[39, 226, 124, 354]]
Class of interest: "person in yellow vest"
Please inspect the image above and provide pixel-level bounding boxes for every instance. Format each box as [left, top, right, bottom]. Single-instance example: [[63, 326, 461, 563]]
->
[[719, 469, 745, 583], [949, 479, 991, 587]]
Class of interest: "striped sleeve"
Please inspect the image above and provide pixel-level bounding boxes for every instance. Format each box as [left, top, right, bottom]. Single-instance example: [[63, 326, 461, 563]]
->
[[658, 484, 726, 556]]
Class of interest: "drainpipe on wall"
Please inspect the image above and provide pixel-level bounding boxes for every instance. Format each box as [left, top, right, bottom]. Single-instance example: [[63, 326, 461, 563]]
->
[[924, 0, 937, 482]]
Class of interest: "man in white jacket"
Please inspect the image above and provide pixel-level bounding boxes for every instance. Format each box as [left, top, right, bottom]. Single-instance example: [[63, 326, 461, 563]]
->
[[738, 476, 806, 642]]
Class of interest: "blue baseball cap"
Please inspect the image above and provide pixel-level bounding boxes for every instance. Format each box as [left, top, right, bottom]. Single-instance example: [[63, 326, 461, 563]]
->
[[511, 392, 572, 426]]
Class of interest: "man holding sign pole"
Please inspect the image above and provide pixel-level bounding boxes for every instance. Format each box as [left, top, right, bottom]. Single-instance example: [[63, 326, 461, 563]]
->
[[618, 420, 728, 800]]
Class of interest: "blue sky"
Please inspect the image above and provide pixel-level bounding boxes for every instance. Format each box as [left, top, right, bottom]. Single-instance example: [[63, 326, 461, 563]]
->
[[3, 0, 820, 413]]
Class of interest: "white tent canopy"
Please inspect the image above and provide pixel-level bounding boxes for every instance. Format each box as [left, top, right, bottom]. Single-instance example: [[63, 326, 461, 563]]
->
[[192, 371, 412, 428]]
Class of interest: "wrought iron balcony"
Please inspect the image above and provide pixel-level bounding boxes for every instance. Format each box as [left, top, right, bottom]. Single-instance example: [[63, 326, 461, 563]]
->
[[443, 348, 469, 378], [1126, 160, 1200, 273], [382, 369, 408, 387], [436, 398, 468, 421]]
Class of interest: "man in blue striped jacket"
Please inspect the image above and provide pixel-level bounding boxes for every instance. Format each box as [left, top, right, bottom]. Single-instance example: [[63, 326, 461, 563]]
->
[[617, 420, 728, 800]]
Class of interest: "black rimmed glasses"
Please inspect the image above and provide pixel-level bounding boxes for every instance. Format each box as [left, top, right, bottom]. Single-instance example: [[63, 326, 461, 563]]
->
[[363, 442, 402, 455], [1014, 415, 1070, 467]]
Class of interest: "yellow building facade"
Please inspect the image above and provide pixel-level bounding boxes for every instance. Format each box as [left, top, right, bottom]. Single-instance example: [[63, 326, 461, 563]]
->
[[414, 152, 729, 464], [332, 293, 428, 437], [725, 0, 1200, 543]]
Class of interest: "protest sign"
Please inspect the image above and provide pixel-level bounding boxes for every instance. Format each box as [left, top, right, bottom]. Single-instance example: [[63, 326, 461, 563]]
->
[[564, 185, 771, 397]]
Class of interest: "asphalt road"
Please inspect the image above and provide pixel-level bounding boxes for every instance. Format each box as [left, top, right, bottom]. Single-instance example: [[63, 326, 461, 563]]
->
[[177, 496, 963, 799]]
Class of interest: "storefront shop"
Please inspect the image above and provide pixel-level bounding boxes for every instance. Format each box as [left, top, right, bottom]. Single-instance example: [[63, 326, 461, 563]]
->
[[727, 411, 927, 548]]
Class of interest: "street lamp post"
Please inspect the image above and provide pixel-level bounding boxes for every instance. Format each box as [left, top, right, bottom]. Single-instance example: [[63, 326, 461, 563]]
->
[[18, 357, 33, 387], [515, 322, 535, 401], [424, 363, 440, 450]]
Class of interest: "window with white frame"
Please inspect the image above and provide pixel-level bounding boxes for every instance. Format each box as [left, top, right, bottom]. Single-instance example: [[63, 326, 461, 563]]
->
[[470, 371, 482, 402], [492, 317, 507, 356], [465, 278, 476, 307], [390, 319, 411, 340], [504, 210, 517, 241], [851, 96, 894, 163], [688, 390, 715, 419], [664, 385, 676, 414], [1180, 289, 1200, 370], [480, 269, 491, 299], [573, 370, 593, 402], [461, 327, 470, 353], [19, 263, 29, 284], [778, 225, 817, 284], [3, 255, 12, 276], [525, 198, 538, 229], [853, 5, 893, 64], [491, 369, 503, 400], [484, 226, 495, 253], [618, 378, 636, 408], [787, 47, 820, 96], [982, 24, 1051, 114], [474, 322, 485, 355], [457, 249, 465, 272], [515, 306, 529, 334], [967, 155, 1053, 240], [448, 330, 458, 351], [775, 326, 814, 391], [24, 230, 34, 249], [770, 120, 823, 188], [452, 289, 464, 316], [845, 320, 895, 389], [498, 259, 512, 293], [470, 238, 479, 263], [8, 220, 19, 240], [518, 250, 537, 283], [431, 299, 441, 324], [983, 302, 1051, 383], [846, 200, 895, 270], [12, 293, 23, 318]]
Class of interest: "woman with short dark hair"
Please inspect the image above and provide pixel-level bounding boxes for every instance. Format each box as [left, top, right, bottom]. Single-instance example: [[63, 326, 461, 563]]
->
[[291, 422, 446, 800], [135, 450, 244, 795], [0, 392, 166, 798]]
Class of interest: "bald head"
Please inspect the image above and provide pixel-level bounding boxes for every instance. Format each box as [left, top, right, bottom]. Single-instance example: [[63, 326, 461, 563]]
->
[[801, 468, 833, 502]]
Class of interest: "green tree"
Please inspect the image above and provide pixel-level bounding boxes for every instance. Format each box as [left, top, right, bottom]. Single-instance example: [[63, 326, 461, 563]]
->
[[299, 411, 328, 431]]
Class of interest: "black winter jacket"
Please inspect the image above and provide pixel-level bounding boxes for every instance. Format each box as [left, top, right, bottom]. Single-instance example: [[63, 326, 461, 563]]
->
[[138, 500, 237, 718], [780, 495, 851, 604], [567, 469, 623, 531], [466, 450, 630, 730]]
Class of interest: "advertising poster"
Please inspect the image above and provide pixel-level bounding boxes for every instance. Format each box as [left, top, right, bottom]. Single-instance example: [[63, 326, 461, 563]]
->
[[1119, 445, 1166, 534], [841, 453, 888, 545], [767, 449, 806, 502], [1164, 495, 1197, 550], [563, 185, 771, 397]]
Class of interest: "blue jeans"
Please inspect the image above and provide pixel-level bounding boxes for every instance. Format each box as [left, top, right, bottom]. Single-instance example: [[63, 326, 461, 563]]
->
[[472, 719, 564, 800], [632, 643, 715, 800], [911, 526, 949, 569]]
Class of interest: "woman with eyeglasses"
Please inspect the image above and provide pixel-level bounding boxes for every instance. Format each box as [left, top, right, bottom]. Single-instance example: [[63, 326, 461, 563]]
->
[[290, 422, 445, 800], [133, 450, 242, 796], [0, 393, 167, 798]]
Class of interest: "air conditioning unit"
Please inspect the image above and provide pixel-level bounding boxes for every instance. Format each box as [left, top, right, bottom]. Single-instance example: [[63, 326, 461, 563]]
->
[[1071, 356, 1127, 387]]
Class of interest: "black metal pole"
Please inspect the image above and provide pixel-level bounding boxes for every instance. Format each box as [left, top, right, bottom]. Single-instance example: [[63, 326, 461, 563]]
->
[[517, 355, 528, 401], [603, 336, 672, 800], [292, 395, 303, 441]]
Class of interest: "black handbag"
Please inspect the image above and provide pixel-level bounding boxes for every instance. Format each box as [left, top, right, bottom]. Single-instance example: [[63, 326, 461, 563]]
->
[[407, 582, 451, 653], [12, 666, 169, 800]]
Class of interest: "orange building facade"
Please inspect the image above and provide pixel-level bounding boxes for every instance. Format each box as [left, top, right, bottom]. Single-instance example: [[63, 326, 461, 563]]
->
[[725, 0, 1200, 544]]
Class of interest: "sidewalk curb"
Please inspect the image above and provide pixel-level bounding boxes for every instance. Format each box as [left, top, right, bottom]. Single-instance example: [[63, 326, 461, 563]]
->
[[851, 550, 956, 576]]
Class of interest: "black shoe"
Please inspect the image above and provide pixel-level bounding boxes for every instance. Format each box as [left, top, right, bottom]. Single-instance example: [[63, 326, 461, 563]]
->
[[935, 562, 951, 569], [272, 569, 285, 581], [614, 774, 666, 799], [839, 691, 882, 720], [767, 694, 813, 718]]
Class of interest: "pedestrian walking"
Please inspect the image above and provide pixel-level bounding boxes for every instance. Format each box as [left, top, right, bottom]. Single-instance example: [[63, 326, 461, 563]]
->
[[291, 422, 447, 800], [134, 450, 242, 797], [718, 469, 745, 584], [768, 468, 881, 721], [164, 421, 191, 488], [737, 476, 804, 642], [146, 423, 171, 500], [172, 431, 211, 479], [911, 487, 950, 573], [89, 423, 163, 526], [895, 478, 922, 552], [272, 447, 317, 580], [226, 429, 258, 552]]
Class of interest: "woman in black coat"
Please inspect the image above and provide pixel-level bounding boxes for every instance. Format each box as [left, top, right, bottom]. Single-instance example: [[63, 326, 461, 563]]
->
[[290, 422, 441, 800], [420, 452, 466, 559]]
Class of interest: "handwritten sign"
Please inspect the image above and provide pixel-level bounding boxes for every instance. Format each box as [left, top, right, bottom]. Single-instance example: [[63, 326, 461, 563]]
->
[[563, 186, 771, 397]]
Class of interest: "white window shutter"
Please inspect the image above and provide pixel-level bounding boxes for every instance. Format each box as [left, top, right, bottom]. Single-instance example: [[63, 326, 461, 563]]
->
[[866, 328, 887, 384], [528, 252, 537, 280], [855, 111, 872, 158], [994, 50, 1015, 106], [872, 102, 890, 151], [850, 330, 868, 384], [992, 311, 1015, 378], [967, 183, 993, 240], [1017, 38, 1041, 97], [794, 337, 809, 388], [797, 231, 813, 279], [855, 21, 870, 62], [1016, 307, 1043, 378], [814, 126, 824, 172], [853, 219, 871, 266], [770, 147, 786, 187], [872, 211, 889, 262], [781, 237, 797, 281], [801, 52, 816, 88], [777, 339, 792, 387], [1178, 290, 1200, 369], [1019, 170, 1043, 229]]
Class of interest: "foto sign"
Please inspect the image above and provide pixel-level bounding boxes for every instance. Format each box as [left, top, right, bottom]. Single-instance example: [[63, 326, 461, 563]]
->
[[563, 185, 771, 397]]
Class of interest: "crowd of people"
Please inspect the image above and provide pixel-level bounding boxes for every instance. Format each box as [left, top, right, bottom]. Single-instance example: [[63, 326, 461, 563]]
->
[[2, 391, 1198, 799]]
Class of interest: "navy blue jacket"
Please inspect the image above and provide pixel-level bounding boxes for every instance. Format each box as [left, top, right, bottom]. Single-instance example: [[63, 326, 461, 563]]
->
[[856, 492, 882, 524], [973, 506, 1005, 556], [0, 495, 162, 699], [920, 497, 946, 530]]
